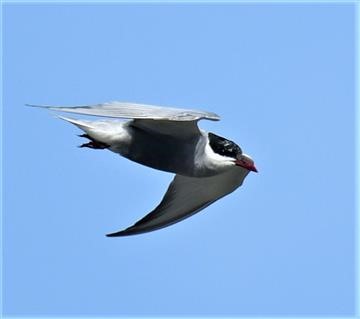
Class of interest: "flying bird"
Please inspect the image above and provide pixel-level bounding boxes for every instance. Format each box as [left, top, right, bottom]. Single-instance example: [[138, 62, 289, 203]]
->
[[30, 102, 257, 236]]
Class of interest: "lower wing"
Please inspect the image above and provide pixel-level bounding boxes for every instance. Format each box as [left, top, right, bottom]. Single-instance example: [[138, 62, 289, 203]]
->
[[107, 167, 249, 237]]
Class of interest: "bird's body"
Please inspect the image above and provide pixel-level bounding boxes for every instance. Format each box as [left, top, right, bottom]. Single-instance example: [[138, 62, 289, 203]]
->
[[31, 102, 257, 236], [66, 117, 236, 177]]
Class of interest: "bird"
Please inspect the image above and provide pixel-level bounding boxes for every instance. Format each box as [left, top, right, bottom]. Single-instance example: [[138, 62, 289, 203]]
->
[[30, 102, 257, 236]]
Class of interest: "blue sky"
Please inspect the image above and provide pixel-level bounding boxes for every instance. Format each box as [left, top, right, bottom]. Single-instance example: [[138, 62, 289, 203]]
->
[[3, 2, 356, 317]]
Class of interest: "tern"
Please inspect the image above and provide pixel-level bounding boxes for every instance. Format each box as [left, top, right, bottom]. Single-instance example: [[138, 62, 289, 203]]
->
[[30, 102, 257, 236]]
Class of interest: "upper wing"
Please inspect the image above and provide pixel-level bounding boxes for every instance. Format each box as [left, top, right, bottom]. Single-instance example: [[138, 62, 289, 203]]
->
[[106, 167, 249, 237], [28, 101, 220, 121]]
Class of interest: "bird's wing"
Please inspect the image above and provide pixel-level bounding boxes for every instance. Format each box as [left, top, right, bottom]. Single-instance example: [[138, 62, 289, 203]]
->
[[106, 167, 249, 237], [28, 102, 220, 121], [29, 102, 220, 138]]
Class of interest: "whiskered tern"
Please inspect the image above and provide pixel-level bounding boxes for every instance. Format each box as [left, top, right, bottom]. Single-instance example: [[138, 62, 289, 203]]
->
[[30, 102, 257, 236]]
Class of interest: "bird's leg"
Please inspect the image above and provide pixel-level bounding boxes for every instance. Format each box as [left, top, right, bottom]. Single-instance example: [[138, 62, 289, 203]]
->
[[79, 141, 109, 149], [78, 134, 109, 149]]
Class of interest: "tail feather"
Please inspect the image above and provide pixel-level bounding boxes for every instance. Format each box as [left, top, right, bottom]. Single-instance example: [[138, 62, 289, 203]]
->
[[30, 103, 120, 149], [57, 116, 94, 132]]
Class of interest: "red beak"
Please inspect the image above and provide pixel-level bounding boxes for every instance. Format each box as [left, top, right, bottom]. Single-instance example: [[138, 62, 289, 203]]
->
[[235, 160, 258, 173], [249, 164, 258, 173]]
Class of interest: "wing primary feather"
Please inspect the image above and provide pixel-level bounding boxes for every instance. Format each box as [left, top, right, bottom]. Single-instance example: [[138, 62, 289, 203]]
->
[[105, 202, 213, 237], [106, 168, 248, 237], [27, 102, 220, 122]]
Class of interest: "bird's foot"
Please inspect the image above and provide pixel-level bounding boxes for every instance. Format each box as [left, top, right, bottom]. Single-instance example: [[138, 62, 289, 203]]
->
[[78, 134, 109, 149]]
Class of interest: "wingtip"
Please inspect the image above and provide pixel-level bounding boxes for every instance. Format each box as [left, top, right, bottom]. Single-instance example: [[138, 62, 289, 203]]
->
[[106, 232, 123, 237], [106, 225, 145, 237], [106, 229, 131, 237], [25, 103, 51, 108], [207, 112, 221, 121]]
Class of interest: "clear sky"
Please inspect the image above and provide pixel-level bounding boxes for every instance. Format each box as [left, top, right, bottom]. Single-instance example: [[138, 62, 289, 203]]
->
[[3, 2, 356, 317]]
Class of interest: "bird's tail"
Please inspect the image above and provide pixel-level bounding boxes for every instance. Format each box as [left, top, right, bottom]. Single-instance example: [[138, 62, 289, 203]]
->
[[57, 115, 95, 132], [57, 116, 110, 149]]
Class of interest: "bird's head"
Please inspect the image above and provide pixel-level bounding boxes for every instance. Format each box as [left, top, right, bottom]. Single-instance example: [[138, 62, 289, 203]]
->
[[208, 133, 258, 173]]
